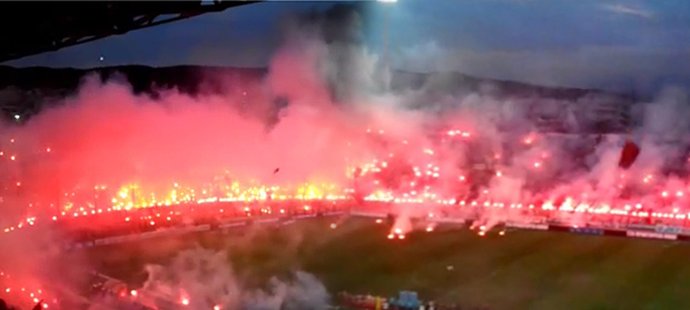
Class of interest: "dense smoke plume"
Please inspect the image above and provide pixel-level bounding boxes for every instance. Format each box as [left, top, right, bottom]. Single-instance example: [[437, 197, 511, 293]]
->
[[0, 3, 690, 308], [0, 4, 386, 308], [131, 248, 329, 310]]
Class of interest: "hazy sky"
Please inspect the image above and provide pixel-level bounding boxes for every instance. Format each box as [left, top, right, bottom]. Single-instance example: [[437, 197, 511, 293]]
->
[[5, 0, 690, 95]]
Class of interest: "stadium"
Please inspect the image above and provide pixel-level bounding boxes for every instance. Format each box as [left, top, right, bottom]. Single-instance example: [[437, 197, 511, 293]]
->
[[1, 1, 690, 309]]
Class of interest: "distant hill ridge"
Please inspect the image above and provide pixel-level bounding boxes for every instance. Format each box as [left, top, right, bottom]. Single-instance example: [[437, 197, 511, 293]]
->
[[0, 65, 635, 133], [0, 65, 633, 98]]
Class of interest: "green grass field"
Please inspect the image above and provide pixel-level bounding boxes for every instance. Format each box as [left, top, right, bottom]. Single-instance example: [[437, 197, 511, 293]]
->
[[81, 217, 690, 309]]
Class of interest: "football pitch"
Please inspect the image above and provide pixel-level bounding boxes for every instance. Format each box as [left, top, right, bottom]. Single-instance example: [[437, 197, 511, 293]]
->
[[81, 217, 690, 309]]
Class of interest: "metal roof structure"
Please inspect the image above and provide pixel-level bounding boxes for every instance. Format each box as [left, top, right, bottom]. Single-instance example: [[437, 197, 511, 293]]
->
[[0, 1, 257, 63]]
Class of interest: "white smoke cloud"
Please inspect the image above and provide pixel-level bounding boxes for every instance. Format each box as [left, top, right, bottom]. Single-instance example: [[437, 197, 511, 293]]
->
[[136, 247, 329, 310]]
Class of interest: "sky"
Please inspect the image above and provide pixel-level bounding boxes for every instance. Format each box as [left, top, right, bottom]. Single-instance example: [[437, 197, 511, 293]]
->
[[5, 0, 690, 96]]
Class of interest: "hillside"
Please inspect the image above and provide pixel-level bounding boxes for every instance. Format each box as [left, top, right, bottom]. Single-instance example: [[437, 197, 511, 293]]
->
[[0, 65, 635, 133]]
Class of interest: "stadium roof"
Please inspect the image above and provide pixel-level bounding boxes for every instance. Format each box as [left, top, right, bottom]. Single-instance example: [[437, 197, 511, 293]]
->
[[0, 1, 257, 63]]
